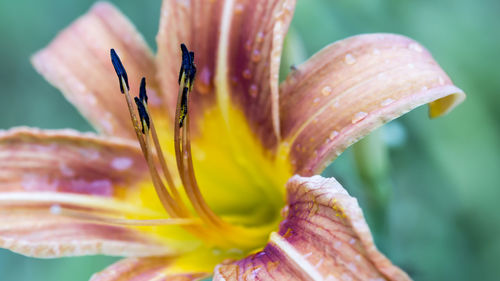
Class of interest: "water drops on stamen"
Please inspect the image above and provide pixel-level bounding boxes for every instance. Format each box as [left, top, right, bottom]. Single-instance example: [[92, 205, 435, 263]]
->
[[251, 49, 262, 62], [344, 53, 356, 65], [249, 84, 258, 98], [242, 69, 252, 79], [381, 98, 395, 107], [321, 86, 332, 96], [409, 43, 423, 53], [352, 111, 368, 124]]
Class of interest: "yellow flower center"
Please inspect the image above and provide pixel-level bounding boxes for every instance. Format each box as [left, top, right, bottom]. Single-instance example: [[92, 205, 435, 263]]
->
[[110, 46, 291, 272]]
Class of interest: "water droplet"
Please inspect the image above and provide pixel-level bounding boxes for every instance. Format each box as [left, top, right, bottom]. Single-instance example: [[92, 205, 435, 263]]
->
[[438, 76, 445, 85], [372, 48, 381, 55], [251, 49, 262, 62], [50, 204, 62, 215], [409, 43, 423, 53], [407, 63, 415, 69], [256, 31, 264, 43], [313, 97, 320, 104], [352, 112, 368, 123], [331, 101, 340, 109], [249, 84, 258, 97], [242, 69, 251, 79], [274, 21, 283, 32], [349, 238, 356, 245], [111, 157, 133, 171], [344, 53, 356, 65], [381, 98, 395, 107], [321, 86, 332, 96], [234, 3, 244, 14], [421, 86, 429, 91], [329, 130, 339, 140], [244, 40, 252, 51]]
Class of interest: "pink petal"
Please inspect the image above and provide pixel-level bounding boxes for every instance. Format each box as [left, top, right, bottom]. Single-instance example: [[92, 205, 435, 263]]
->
[[156, 0, 295, 149], [279, 34, 465, 175], [0, 127, 147, 196], [32, 2, 163, 140], [214, 175, 411, 280]]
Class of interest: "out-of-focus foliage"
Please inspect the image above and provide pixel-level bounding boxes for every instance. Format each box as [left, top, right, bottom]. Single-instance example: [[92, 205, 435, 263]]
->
[[0, 0, 499, 280]]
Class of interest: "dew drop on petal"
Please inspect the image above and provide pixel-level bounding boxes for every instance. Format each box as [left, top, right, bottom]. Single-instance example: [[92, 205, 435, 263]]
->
[[409, 43, 423, 53], [321, 86, 332, 96], [251, 49, 262, 62], [352, 112, 368, 123], [381, 98, 395, 107], [438, 76, 445, 85], [111, 157, 133, 171], [256, 31, 264, 43], [242, 69, 251, 79], [234, 3, 244, 14], [329, 130, 339, 140], [408, 63, 415, 69], [372, 48, 381, 55], [421, 85, 429, 91], [344, 53, 356, 65], [50, 204, 61, 215], [249, 84, 258, 98], [313, 97, 320, 104]]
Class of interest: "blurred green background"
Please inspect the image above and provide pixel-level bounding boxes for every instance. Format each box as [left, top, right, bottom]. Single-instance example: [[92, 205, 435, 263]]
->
[[0, 0, 499, 280]]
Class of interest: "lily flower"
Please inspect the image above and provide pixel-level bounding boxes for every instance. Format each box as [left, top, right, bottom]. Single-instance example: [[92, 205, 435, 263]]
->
[[0, 1, 465, 280]]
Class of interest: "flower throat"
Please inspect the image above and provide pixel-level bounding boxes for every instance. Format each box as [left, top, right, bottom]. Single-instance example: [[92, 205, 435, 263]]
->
[[109, 45, 270, 250]]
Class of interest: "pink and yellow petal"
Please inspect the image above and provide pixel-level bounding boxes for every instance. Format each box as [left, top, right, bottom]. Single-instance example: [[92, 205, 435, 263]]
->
[[156, 0, 223, 125], [279, 33, 465, 175], [90, 257, 209, 281], [0, 127, 148, 196], [32, 2, 164, 140], [0, 211, 171, 258], [157, 0, 295, 149], [214, 175, 410, 281], [223, 0, 296, 148]]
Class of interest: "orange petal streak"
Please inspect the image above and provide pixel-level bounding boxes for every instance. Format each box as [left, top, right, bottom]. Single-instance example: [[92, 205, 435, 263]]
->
[[279, 34, 465, 175], [214, 175, 411, 281], [32, 2, 163, 140]]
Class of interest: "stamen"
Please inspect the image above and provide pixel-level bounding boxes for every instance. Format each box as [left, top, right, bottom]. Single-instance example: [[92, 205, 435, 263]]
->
[[138, 79, 183, 203], [134, 96, 150, 134], [110, 49, 129, 94], [110, 49, 179, 219]]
